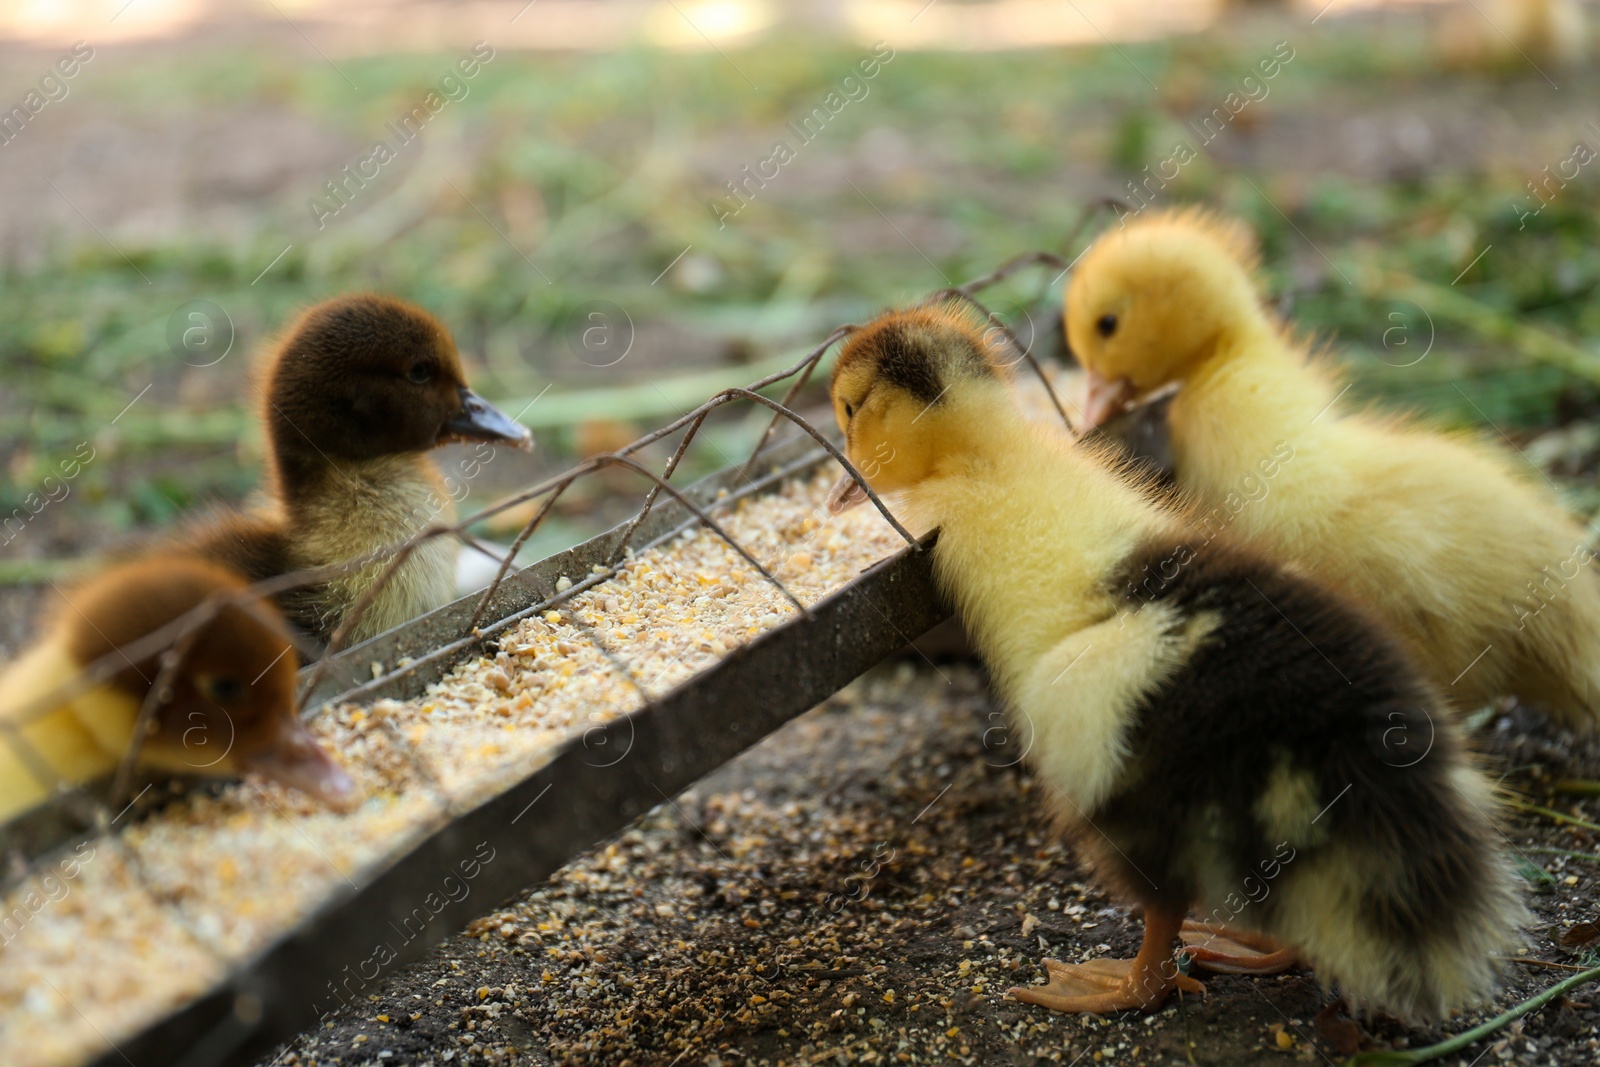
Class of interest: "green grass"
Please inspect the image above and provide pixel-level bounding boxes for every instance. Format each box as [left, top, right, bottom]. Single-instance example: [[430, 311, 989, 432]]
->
[[6, 21, 1600, 545]]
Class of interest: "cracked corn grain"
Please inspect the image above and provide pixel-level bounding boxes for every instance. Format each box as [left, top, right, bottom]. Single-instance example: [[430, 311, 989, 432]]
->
[[0, 469, 904, 1067], [371, 470, 908, 807], [0, 841, 224, 1067]]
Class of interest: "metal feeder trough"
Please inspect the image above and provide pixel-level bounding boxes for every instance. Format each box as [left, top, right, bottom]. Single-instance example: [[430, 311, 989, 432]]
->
[[77, 437, 949, 1067]]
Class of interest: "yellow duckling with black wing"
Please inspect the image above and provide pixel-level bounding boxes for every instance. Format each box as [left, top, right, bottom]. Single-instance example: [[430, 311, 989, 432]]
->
[[827, 304, 1524, 1020]]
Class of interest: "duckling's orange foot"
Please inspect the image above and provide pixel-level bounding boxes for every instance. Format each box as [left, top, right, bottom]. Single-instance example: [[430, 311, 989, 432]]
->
[[1179, 920, 1299, 975], [1008, 957, 1204, 1014]]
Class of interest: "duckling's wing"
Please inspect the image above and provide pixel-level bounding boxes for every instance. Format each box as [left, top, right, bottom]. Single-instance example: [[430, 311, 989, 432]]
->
[[182, 511, 293, 587]]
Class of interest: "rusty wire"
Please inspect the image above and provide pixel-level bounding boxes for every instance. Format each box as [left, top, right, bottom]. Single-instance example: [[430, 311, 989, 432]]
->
[[455, 395, 863, 667], [448, 444, 825, 642], [607, 389, 920, 561], [1, 245, 1087, 861], [738, 323, 860, 481], [108, 612, 208, 803], [465, 472, 581, 632]]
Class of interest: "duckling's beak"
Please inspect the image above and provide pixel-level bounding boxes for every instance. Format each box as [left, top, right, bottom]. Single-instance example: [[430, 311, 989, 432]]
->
[[239, 717, 361, 811], [827, 472, 870, 514], [1082, 372, 1136, 431], [441, 388, 534, 450]]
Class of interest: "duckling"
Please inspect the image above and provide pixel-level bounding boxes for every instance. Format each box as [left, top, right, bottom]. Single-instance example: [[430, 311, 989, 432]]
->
[[0, 555, 357, 824], [1065, 209, 1600, 730], [1440, 0, 1587, 70], [827, 305, 1525, 1019], [185, 295, 532, 645]]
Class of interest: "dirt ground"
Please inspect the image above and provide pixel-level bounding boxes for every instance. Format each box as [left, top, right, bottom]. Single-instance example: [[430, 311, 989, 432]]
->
[[254, 663, 1600, 1067]]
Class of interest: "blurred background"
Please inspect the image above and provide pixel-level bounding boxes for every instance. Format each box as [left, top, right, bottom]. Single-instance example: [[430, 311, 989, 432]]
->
[[4, 0, 1600, 649]]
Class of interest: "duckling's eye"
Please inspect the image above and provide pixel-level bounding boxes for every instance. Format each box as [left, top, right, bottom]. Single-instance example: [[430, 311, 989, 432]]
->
[[1096, 313, 1118, 339], [204, 677, 245, 704], [843, 401, 855, 421], [406, 362, 437, 385]]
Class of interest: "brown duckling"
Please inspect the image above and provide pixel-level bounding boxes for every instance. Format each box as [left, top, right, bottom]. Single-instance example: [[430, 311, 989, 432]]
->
[[0, 554, 357, 823], [185, 295, 531, 645]]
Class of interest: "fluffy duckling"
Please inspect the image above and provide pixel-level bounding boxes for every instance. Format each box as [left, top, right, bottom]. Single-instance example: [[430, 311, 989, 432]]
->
[[1065, 209, 1600, 729], [186, 295, 532, 645], [0, 555, 357, 824], [827, 306, 1525, 1020], [1440, 0, 1587, 70]]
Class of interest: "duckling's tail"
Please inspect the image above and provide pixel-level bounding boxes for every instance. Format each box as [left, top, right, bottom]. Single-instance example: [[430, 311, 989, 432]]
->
[[1271, 759, 1528, 1022]]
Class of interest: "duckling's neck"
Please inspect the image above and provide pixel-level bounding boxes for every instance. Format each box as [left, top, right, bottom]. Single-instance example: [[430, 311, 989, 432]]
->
[[904, 406, 1172, 692], [273, 451, 447, 518], [1169, 325, 1338, 494], [275, 452, 460, 642]]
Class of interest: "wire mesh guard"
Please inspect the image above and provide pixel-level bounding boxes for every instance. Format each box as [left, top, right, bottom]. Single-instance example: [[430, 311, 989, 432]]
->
[[0, 251, 1107, 1067]]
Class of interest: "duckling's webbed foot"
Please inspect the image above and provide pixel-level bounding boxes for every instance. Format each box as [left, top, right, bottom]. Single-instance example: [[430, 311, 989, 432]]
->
[[1179, 920, 1299, 975], [1008, 909, 1204, 1014]]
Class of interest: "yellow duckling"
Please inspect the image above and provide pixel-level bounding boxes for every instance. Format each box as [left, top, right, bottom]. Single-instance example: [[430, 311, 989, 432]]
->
[[0, 554, 358, 824], [1066, 208, 1600, 730], [827, 305, 1524, 1020], [1440, 0, 1587, 70]]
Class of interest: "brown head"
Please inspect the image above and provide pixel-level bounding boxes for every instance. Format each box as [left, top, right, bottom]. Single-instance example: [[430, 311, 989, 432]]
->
[[1064, 208, 1273, 427], [826, 305, 1013, 512], [262, 294, 531, 490], [60, 555, 358, 808]]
